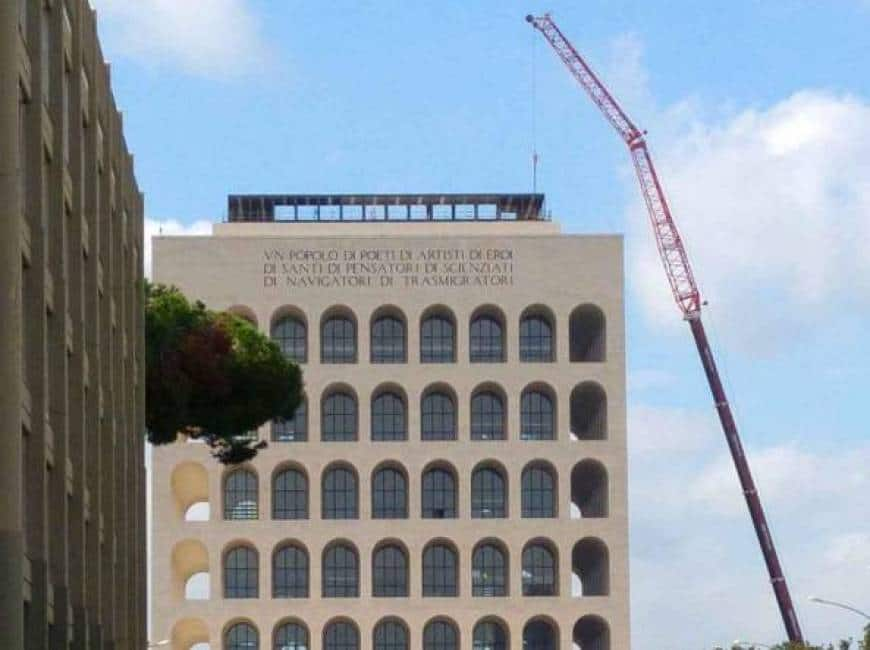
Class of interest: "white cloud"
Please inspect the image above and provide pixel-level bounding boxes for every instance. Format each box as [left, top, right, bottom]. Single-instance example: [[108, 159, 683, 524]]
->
[[144, 218, 212, 278], [89, 0, 270, 78], [630, 405, 870, 648], [627, 91, 870, 351]]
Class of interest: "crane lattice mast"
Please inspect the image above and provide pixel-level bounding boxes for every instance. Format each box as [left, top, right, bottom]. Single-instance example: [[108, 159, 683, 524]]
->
[[526, 13, 804, 644]]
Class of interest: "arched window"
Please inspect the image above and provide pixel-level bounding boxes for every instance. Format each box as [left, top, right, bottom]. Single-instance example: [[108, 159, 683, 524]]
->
[[570, 383, 607, 440], [373, 620, 408, 650], [470, 313, 505, 362], [421, 311, 455, 363], [572, 538, 610, 597], [272, 399, 307, 442], [472, 543, 507, 596], [471, 391, 505, 440], [523, 620, 557, 650], [424, 620, 458, 650], [421, 391, 456, 441], [322, 466, 358, 519], [520, 389, 555, 440], [322, 391, 357, 441], [226, 622, 259, 650], [274, 621, 308, 650], [323, 544, 359, 597], [573, 616, 610, 650], [273, 544, 308, 598], [372, 466, 408, 519], [373, 544, 409, 597], [423, 543, 458, 597], [522, 464, 557, 518], [571, 460, 609, 518], [272, 315, 307, 362], [422, 467, 457, 519], [522, 544, 557, 596], [223, 469, 258, 520], [371, 391, 407, 441], [224, 546, 258, 598], [324, 621, 359, 650], [321, 314, 356, 363], [371, 314, 406, 363], [473, 620, 507, 650], [471, 465, 506, 518], [570, 305, 606, 362], [519, 312, 554, 362], [272, 468, 307, 520]]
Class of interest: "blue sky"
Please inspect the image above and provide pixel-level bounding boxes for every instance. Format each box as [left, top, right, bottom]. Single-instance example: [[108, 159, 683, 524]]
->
[[91, 1, 870, 647]]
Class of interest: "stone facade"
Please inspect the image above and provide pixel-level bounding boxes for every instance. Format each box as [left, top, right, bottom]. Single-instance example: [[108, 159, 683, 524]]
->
[[0, 1, 147, 647], [151, 208, 630, 650]]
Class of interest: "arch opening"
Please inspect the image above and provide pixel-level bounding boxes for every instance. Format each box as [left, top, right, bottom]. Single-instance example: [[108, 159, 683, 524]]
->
[[573, 616, 610, 650], [570, 305, 606, 362], [570, 383, 607, 441], [572, 538, 610, 596], [571, 460, 608, 518]]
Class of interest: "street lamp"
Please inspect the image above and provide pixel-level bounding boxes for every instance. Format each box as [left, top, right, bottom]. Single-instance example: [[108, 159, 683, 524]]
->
[[808, 596, 870, 621]]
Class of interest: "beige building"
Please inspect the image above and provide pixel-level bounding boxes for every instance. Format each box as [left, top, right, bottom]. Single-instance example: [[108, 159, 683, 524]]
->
[[0, 0, 147, 648], [151, 193, 629, 650]]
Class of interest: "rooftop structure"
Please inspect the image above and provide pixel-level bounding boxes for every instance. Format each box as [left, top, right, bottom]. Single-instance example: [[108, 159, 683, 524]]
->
[[227, 193, 547, 223]]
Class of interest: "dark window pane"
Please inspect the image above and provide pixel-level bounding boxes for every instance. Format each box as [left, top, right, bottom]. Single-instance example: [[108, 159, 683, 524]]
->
[[372, 392, 407, 441], [272, 316, 307, 362], [472, 544, 507, 596], [322, 467, 358, 519], [324, 622, 358, 650], [522, 465, 556, 518], [323, 545, 359, 597], [421, 315, 455, 363], [471, 392, 505, 440], [473, 622, 507, 650], [372, 468, 408, 519], [273, 545, 309, 598], [224, 469, 258, 520], [224, 546, 258, 598], [523, 621, 556, 650], [226, 622, 259, 650], [372, 316, 406, 363], [422, 469, 457, 519], [471, 468, 506, 518], [322, 316, 356, 363], [422, 544, 458, 597], [424, 621, 458, 650], [470, 315, 504, 362], [373, 546, 408, 597], [522, 545, 557, 596], [322, 392, 357, 441], [421, 392, 456, 441], [274, 622, 308, 650], [374, 621, 408, 650], [520, 315, 554, 362], [273, 469, 308, 519], [272, 400, 307, 442], [521, 391, 554, 440]]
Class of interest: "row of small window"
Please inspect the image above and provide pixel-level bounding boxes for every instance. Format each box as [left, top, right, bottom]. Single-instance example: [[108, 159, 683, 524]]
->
[[272, 382, 608, 442], [221, 615, 611, 650], [262, 303, 606, 364], [222, 460, 608, 521], [219, 536, 609, 599]]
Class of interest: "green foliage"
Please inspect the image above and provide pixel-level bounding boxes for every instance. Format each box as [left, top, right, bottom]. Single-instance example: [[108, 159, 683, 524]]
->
[[145, 283, 302, 463]]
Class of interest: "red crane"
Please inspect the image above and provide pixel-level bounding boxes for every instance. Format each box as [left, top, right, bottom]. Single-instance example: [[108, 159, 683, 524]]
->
[[526, 13, 805, 644]]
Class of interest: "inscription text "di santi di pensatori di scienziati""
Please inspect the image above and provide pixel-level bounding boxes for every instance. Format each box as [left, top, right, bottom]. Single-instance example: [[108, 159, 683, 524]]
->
[[263, 246, 514, 289]]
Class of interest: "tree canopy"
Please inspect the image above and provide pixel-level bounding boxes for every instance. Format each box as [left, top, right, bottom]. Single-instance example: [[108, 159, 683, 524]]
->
[[145, 283, 303, 464]]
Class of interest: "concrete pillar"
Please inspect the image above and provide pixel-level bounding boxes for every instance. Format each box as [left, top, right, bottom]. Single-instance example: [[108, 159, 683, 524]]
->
[[0, 0, 24, 647]]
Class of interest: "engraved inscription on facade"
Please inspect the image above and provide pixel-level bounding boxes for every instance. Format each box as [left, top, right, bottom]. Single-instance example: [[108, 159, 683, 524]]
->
[[262, 246, 514, 289]]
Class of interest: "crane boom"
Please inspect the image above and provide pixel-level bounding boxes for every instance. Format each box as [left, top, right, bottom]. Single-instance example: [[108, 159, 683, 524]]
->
[[526, 13, 805, 644]]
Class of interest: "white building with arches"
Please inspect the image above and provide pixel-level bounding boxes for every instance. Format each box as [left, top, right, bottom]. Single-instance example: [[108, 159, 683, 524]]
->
[[151, 193, 629, 650]]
